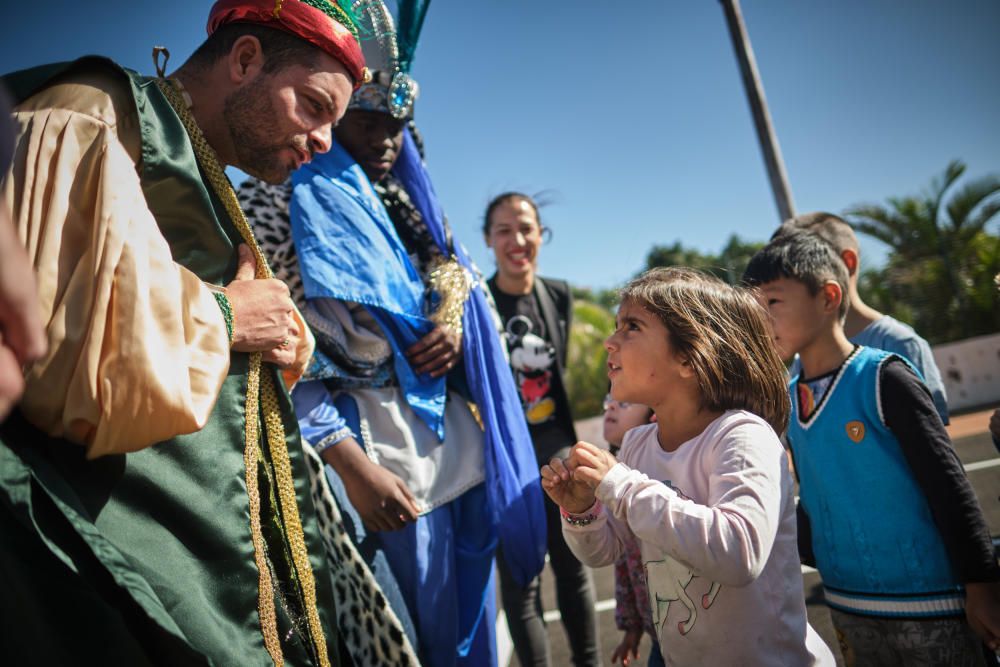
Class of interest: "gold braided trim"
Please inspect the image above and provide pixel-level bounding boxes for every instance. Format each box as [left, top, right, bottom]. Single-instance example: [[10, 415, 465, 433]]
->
[[261, 369, 331, 654], [243, 354, 281, 663], [156, 78, 330, 667], [427, 256, 471, 338]]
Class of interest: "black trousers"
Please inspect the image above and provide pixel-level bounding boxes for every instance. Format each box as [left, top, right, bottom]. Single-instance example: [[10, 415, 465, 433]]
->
[[497, 492, 600, 667]]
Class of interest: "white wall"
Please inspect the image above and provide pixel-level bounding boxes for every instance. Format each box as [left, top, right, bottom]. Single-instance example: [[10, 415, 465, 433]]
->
[[933, 332, 1000, 412]]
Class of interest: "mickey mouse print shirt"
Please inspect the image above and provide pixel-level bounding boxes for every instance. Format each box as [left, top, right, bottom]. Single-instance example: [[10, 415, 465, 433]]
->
[[488, 276, 578, 463]]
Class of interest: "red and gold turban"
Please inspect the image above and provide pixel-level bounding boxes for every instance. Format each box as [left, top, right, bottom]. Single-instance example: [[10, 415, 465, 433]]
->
[[207, 0, 368, 87]]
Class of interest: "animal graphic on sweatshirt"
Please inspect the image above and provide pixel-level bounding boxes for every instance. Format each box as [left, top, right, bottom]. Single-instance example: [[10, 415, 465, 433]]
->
[[505, 315, 557, 424], [645, 482, 722, 636]]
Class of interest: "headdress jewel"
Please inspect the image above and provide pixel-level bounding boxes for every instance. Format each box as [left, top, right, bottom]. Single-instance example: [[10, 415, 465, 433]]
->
[[349, 0, 429, 118]]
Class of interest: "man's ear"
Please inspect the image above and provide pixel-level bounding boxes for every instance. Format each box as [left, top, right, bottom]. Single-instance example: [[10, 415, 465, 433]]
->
[[677, 354, 697, 379], [821, 281, 844, 315], [228, 35, 266, 84], [840, 249, 859, 276]]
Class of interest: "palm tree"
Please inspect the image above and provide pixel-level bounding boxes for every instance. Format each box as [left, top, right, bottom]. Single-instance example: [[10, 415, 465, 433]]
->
[[846, 160, 1000, 342], [565, 300, 615, 418]]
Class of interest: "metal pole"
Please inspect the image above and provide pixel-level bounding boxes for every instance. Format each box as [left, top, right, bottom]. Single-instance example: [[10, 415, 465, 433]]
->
[[720, 0, 796, 223]]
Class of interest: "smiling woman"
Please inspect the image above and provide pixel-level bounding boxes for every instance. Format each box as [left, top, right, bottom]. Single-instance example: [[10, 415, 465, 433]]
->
[[483, 191, 601, 667]]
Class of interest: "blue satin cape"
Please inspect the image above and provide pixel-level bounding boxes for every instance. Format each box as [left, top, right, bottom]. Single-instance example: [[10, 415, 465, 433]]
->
[[391, 129, 547, 586]]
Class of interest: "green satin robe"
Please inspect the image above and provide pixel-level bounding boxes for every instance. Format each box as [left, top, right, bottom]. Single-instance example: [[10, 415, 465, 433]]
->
[[0, 58, 339, 666]]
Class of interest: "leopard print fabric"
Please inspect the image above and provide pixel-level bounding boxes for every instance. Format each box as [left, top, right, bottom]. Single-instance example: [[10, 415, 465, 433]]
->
[[302, 429, 420, 666], [236, 180, 307, 310]]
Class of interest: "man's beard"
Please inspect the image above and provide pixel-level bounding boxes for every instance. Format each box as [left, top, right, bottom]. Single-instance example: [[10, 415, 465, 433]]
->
[[223, 78, 304, 184]]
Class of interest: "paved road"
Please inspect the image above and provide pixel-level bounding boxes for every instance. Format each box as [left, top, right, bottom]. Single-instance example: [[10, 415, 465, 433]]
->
[[500, 408, 1000, 666]]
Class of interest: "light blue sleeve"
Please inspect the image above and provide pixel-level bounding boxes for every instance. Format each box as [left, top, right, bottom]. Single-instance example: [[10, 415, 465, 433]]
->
[[291, 380, 355, 453], [886, 336, 950, 425], [852, 320, 950, 425]]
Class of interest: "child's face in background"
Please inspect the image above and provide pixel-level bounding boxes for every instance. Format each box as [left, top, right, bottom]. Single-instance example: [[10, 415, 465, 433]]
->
[[602, 396, 652, 446], [757, 277, 831, 362], [605, 301, 689, 408]]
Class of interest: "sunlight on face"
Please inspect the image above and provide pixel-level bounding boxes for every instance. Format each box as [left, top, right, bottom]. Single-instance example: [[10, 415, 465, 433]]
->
[[757, 278, 826, 362], [225, 52, 353, 183], [604, 302, 685, 408], [486, 198, 542, 280]]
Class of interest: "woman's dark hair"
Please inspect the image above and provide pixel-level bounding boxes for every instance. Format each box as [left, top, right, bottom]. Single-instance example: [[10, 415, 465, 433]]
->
[[482, 191, 551, 241]]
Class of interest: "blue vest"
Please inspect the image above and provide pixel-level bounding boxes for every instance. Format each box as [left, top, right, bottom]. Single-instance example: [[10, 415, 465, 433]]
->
[[788, 346, 963, 618]]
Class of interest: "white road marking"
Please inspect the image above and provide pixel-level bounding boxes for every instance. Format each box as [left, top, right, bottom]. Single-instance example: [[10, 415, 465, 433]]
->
[[496, 608, 513, 667], [540, 597, 616, 623], [965, 457, 1000, 472]]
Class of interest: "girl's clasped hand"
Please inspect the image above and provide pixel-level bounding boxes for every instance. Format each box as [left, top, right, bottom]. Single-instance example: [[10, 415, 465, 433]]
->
[[540, 441, 618, 513]]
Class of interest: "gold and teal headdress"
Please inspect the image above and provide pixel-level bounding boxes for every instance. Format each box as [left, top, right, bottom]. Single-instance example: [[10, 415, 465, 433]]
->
[[348, 0, 429, 118]]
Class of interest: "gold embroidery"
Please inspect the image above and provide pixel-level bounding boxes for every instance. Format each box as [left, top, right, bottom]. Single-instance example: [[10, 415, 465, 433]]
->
[[156, 78, 330, 667], [427, 256, 471, 338]]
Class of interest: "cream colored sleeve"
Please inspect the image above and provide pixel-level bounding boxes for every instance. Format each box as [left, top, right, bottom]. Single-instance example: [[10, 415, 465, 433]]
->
[[5, 98, 231, 458]]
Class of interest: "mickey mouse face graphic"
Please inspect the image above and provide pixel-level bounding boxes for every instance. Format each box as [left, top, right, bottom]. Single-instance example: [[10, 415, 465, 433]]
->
[[505, 316, 557, 424]]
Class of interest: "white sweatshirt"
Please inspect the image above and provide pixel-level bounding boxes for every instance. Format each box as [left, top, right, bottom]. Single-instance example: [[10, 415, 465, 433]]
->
[[563, 410, 834, 666]]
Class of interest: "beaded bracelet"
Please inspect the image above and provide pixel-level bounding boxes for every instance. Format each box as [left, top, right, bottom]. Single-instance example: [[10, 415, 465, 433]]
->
[[311, 428, 353, 455], [212, 290, 235, 345], [560, 501, 603, 527]]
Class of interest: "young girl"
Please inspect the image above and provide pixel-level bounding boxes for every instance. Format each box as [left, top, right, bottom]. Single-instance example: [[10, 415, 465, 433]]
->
[[542, 267, 834, 666]]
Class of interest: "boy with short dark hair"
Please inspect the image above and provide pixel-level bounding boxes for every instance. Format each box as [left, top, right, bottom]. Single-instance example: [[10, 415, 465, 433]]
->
[[744, 231, 1000, 664], [774, 212, 949, 423]]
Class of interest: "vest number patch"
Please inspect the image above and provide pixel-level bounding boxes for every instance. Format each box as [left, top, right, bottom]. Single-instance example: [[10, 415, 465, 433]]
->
[[845, 420, 865, 443]]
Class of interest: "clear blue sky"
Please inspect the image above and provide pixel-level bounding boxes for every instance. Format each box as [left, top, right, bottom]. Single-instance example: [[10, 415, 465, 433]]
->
[[3, 1, 998, 289]]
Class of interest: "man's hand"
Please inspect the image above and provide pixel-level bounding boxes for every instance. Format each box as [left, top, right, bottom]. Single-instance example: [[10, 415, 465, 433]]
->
[[225, 244, 299, 368], [0, 208, 47, 419], [568, 440, 619, 490], [610, 629, 642, 666], [540, 455, 597, 514], [405, 325, 462, 378], [965, 581, 1000, 653], [321, 437, 421, 532]]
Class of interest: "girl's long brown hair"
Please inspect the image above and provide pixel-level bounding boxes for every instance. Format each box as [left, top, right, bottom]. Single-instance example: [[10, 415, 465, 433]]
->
[[619, 267, 790, 435]]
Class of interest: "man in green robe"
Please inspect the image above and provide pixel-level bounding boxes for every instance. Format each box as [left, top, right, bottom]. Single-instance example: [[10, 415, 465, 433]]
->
[[0, 1, 370, 664]]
